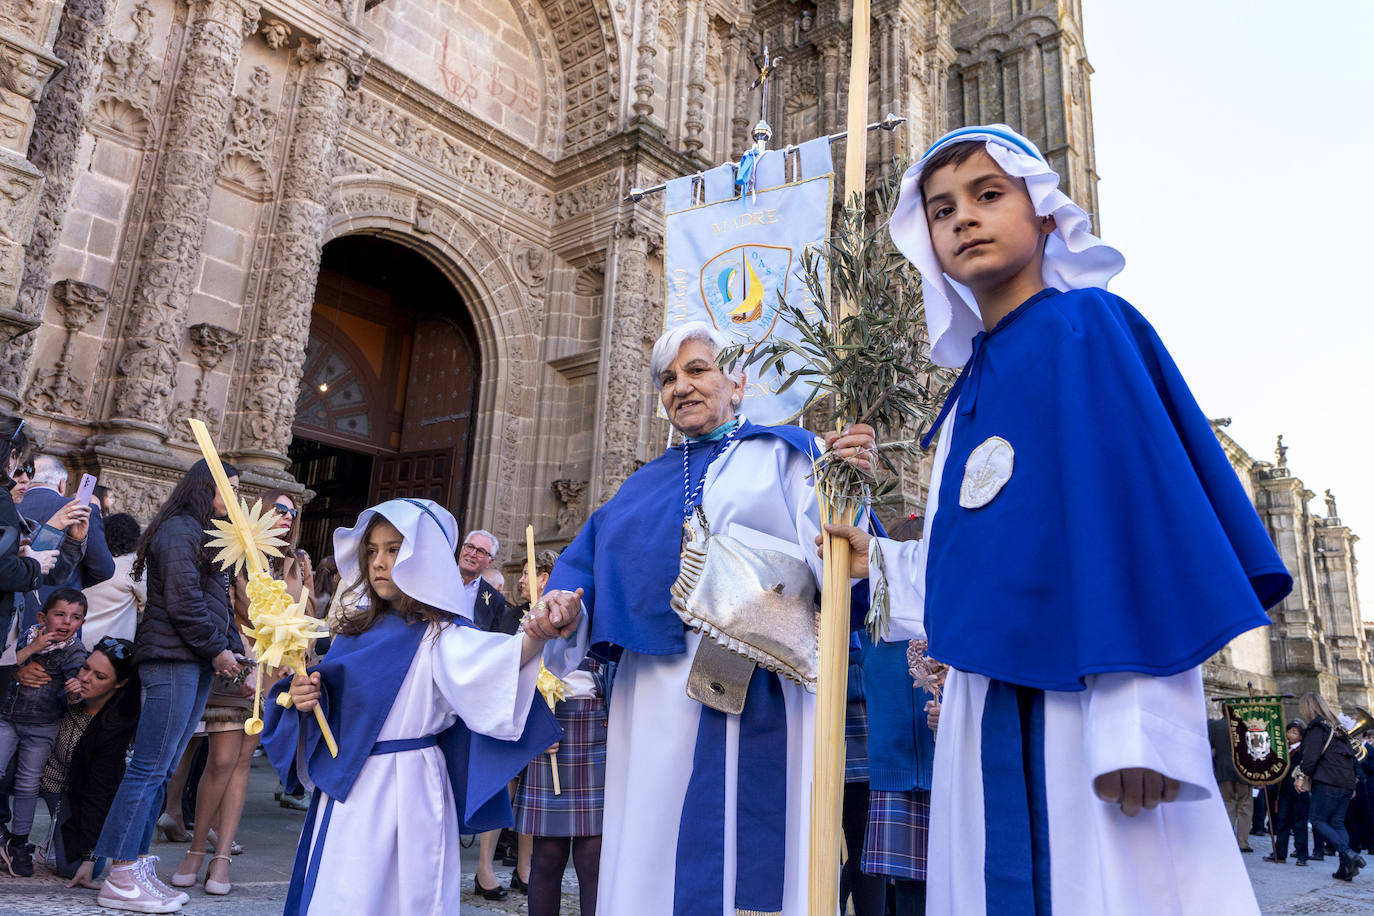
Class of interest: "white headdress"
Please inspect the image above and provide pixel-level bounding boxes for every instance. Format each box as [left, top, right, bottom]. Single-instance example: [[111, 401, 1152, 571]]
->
[[333, 498, 472, 620], [887, 124, 1125, 368]]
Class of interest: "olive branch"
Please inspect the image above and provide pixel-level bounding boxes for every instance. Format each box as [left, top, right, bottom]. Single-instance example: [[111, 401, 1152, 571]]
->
[[720, 175, 954, 636]]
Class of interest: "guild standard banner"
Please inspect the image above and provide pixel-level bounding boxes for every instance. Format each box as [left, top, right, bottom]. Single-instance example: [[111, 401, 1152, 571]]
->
[[1222, 695, 1290, 785], [661, 137, 834, 425]]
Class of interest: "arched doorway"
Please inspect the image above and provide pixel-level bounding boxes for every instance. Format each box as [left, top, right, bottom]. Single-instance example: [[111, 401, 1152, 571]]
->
[[289, 235, 481, 563]]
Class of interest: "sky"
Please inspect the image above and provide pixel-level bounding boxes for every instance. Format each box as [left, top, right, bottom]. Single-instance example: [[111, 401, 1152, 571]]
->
[[1083, 1, 1374, 589]]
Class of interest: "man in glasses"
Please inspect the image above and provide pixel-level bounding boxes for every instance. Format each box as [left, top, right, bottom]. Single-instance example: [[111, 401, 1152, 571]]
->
[[457, 529, 508, 634]]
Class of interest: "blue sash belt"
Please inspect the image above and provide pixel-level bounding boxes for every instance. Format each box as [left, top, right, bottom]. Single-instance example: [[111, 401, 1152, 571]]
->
[[673, 667, 788, 916], [980, 680, 1051, 915], [285, 736, 441, 914]]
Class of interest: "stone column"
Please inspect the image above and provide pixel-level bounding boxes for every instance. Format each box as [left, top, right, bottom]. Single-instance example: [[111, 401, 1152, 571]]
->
[[26, 279, 108, 414], [682, 2, 707, 154], [631, 0, 660, 122], [598, 219, 653, 499], [105, 0, 259, 443], [235, 39, 359, 469], [0, 0, 65, 405], [4, 0, 119, 409]]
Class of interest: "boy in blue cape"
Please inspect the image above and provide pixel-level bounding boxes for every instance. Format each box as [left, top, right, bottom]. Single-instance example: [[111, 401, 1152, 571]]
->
[[825, 125, 1292, 915]]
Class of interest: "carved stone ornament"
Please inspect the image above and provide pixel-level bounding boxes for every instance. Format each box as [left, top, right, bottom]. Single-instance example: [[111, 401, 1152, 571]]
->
[[219, 65, 276, 195], [169, 322, 240, 443], [26, 279, 109, 416], [0, 46, 48, 101], [551, 478, 588, 535], [91, 0, 162, 142], [260, 18, 290, 49]]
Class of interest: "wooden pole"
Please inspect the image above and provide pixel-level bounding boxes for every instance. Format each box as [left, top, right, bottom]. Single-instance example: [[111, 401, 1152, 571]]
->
[[528, 524, 562, 794], [810, 2, 871, 913]]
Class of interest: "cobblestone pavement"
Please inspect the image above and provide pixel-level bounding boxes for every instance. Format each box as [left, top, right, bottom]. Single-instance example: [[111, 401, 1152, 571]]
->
[[0, 757, 1364, 914]]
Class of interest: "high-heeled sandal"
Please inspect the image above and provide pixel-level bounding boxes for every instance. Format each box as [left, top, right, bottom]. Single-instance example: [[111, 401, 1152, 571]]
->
[[171, 850, 206, 887], [205, 855, 233, 895], [156, 813, 190, 844], [207, 829, 244, 855]]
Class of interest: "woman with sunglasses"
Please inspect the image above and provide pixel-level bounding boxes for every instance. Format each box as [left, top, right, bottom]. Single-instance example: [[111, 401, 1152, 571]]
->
[[171, 489, 313, 895], [34, 636, 140, 888]]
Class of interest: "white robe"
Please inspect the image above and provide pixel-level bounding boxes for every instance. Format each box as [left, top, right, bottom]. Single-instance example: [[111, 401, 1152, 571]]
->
[[296, 623, 542, 916], [871, 409, 1260, 916], [547, 435, 827, 916]]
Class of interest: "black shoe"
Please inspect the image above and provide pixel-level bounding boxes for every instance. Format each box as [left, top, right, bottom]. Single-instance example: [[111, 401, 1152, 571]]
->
[[3, 841, 32, 877], [1310, 854, 1326, 861], [474, 877, 508, 901], [509, 871, 528, 894], [1296, 859, 1308, 866], [1334, 854, 1352, 881], [1347, 852, 1365, 880], [1263, 854, 1285, 863]]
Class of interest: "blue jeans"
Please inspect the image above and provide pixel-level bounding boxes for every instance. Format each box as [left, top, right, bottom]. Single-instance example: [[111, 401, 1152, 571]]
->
[[0, 717, 59, 836], [93, 661, 211, 862], [1309, 782, 1354, 856]]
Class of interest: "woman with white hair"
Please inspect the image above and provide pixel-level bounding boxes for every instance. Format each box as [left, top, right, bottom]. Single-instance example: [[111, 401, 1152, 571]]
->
[[539, 321, 874, 916]]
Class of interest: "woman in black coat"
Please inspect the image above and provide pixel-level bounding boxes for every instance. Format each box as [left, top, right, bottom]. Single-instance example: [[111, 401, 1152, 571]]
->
[[35, 637, 140, 886], [87, 460, 245, 908], [1297, 692, 1364, 881]]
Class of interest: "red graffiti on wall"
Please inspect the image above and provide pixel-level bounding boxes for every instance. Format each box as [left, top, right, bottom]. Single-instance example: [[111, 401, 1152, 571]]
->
[[438, 33, 539, 117]]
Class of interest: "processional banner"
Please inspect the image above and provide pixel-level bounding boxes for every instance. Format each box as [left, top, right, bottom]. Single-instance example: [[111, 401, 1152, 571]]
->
[[661, 137, 834, 426], [1221, 695, 1290, 785]]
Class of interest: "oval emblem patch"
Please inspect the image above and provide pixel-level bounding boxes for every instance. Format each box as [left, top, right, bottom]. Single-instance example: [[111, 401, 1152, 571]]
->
[[960, 436, 1014, 509]]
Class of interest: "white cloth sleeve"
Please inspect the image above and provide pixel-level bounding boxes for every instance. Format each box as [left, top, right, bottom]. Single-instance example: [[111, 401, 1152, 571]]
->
[[1081, 666, 1215, 802], [431, 625, 542, 741], [869, 536, 927, 642]]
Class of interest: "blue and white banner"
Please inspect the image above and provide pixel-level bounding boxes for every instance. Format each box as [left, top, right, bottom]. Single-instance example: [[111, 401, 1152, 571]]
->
[[661, 137, 834, 425]]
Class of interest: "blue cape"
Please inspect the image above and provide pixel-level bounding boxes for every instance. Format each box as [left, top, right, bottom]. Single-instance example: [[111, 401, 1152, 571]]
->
[[923, 288, 1292, 691], [260, 612, 560, 832], [547, 420, 826, 655]]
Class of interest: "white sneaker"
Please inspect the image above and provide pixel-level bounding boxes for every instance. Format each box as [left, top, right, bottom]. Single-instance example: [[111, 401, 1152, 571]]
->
[[96, 864, 181, 913], [138, 857, 190, 906]]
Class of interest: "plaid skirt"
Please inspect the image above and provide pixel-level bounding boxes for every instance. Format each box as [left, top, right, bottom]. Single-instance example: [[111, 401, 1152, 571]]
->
[[861, 788, 930, 880], [844, 700, 870, 783], [513, 695, 607, 837]]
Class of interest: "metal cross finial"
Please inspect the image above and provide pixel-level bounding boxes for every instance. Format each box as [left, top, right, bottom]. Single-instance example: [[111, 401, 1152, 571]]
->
[[749, 44, 782, 151]]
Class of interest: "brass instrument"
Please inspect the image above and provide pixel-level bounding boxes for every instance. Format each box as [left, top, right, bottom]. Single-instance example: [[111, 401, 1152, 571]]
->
[[1348, 707, 1373, 762]]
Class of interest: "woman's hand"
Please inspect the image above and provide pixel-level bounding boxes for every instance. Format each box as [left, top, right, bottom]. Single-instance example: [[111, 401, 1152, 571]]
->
[[20, 545, 58, 574], [1093, 767, 1181, 817], [925, 698, 940, 735], [47, 498, 91, 539], [815, 524, 872, 578], [66, 859, 100, 889], [824, 423, 877, 472], [15, 661, 49, 688], [211, 649, 241, 677], [524, 588, 584, 641], [64, 676, 83, 699], [545, 742, 560, 755], [290, 671, 322, 713]]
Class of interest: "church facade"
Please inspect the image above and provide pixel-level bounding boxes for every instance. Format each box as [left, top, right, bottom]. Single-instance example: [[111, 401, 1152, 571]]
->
[[5, 0, 1366, 705]]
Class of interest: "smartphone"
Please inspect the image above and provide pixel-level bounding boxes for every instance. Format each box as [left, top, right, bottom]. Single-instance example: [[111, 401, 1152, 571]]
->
[[74, 473, 97, 507]]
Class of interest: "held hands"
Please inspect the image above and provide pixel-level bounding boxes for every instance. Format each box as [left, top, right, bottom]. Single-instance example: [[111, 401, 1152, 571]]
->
[[211, 649, 242, 677], [1093, 767, 1181, 817], [290, 671, 322, 713], [823, 423, 877, 473], [815, 524, 872, 578], [524, 588, 584, 641]]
